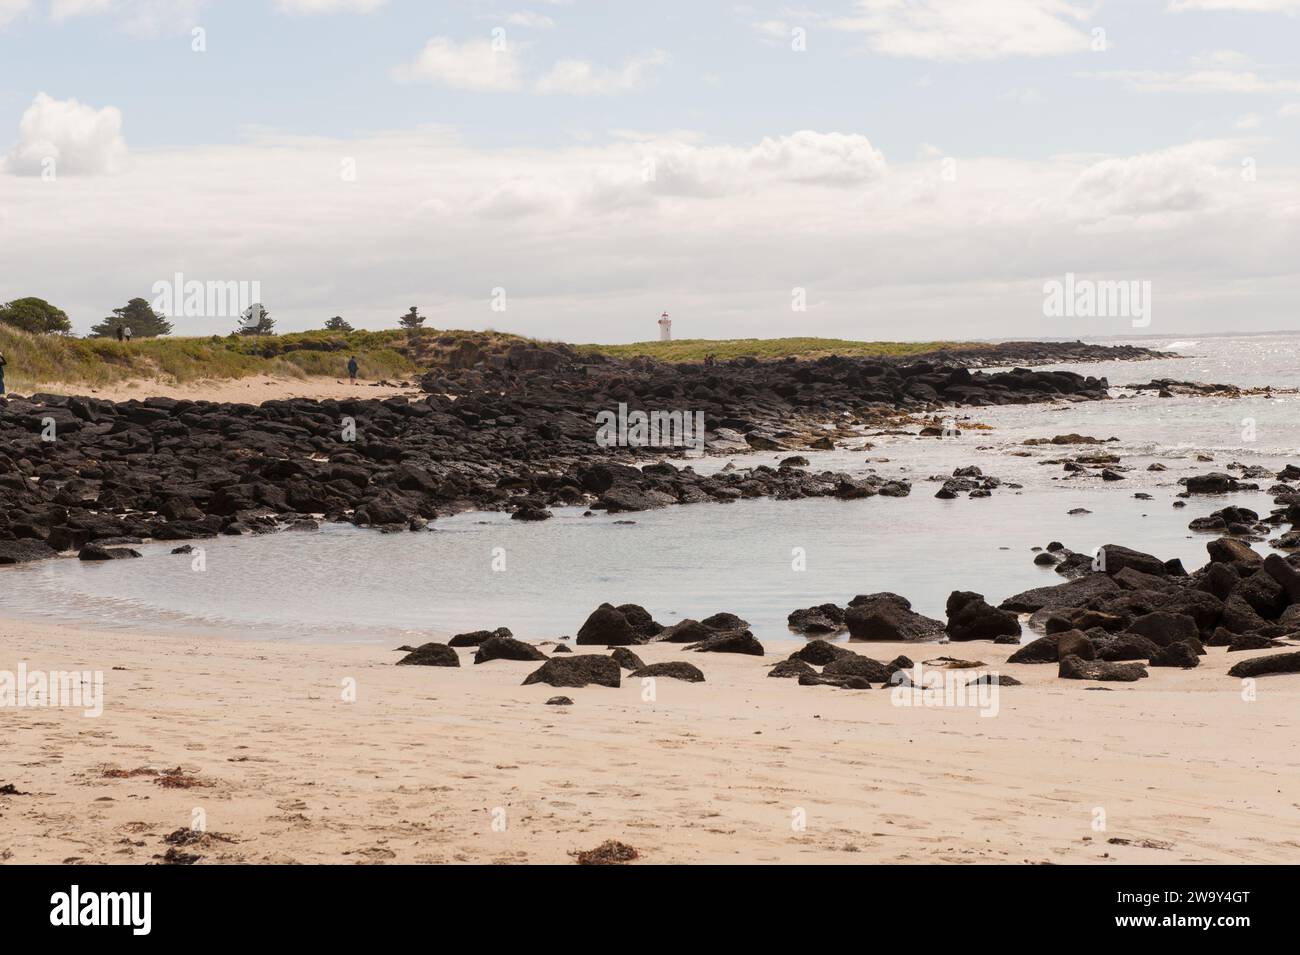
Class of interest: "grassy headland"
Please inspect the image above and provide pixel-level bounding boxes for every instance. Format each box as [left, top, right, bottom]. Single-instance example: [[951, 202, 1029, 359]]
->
[[578, 337, 979, 362]]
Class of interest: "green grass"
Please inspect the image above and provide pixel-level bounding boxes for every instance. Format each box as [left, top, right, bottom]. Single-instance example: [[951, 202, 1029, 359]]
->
[[0, 325, 423, 391], [578, 337, 981, 362], [0, 325, 985, 393]]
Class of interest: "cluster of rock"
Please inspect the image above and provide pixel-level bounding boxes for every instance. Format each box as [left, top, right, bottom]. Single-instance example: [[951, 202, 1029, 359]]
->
[[788, 590, 1020, 643], [0, 344, 1122, 564], [1004, 537, 1300, 678], [930, 465, 1011, 499], [1178, 465, 1300, 550], [395, 618, 715, 688], [1124, 379, 1289, 398]]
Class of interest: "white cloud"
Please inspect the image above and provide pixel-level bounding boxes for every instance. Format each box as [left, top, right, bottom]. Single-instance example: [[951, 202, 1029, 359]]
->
[[393, 37, 523, 92], [0, 0, 30, 26], [832, 0, 1094, 61], [277, 0, 387, 13], [2, 92, 127, 175], [49, 0, 204, 34], [535, 50, 669, 95], [1, 126, 1295, 342], [1279, 102, 1300, 117], [1084, 69, 1300, 93], [1068, 141, 1241, 218], [505, 11, 554, 29], [1168, 1, 1300, 11]]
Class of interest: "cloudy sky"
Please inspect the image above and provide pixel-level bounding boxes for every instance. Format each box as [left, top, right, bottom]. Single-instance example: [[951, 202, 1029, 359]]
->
[[1, 0, 1298, 342]]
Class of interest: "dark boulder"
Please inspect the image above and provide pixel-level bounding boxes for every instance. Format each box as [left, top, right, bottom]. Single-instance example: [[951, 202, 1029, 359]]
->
[[651, 619, 713, 643], [1007, 634, 1063, 664], [1127, 612, 1199, 648], [1227, 651, 1300, 678], [474, 635, 547, 664], [787, 639, 856, 665], [768, 659, 818, 679], [1058, 654, 1148, 682], [522, 655, 621, 688], [576, 603, 640, 646], [686, 629, 765, 656], [448, 627, 512, 647], [845, 594, 944, 642], [609, 647, 646, 671], [78, 543, 141, 560], [0, 540, 58, 564], [1149, 642, 1200, 668], [1092, 633, 1161, 662], [396, 643, 460, 667], [631, 662, 705, 683], [787, 603, 846, 634], [1097, 544, 1167, 577], [945, 590, 1021, 642], [1000, 574, 1120, 613]]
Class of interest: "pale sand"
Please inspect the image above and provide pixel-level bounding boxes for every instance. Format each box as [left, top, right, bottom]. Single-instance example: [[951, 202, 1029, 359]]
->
[[1, 617, 1298, 865], [28, 375, 421, 404]]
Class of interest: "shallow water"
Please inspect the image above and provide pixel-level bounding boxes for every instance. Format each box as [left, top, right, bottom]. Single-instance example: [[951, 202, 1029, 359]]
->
[[0, 334, 1295, 645]]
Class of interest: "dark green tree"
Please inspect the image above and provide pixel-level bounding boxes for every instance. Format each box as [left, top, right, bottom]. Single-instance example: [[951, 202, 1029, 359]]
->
[[237, 304, 276, 336], [0, 297, 73, 334], [89, 298, 173, 338], [398, 306, 425, 331], [324, 315, 353, 332]]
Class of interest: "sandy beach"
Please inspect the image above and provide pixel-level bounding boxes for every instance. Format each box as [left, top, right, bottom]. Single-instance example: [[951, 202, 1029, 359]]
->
[[2, 617, 1296, 865], [29, 375, 421, 405]]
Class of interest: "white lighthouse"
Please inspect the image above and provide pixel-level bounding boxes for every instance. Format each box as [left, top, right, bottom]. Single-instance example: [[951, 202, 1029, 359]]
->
[[658, 311, 672, 342]]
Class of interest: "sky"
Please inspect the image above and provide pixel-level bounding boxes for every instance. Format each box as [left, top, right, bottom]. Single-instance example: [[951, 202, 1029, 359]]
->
[[1, 0, 1298, 342]]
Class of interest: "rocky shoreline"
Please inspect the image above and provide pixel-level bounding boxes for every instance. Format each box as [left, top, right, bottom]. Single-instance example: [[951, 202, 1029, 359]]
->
[[0, 341, 1129, 564], [391, 535, 1300, 689]]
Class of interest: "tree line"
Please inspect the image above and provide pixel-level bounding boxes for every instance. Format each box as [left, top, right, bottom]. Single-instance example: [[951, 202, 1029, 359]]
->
[[0, 297, 430, 339]]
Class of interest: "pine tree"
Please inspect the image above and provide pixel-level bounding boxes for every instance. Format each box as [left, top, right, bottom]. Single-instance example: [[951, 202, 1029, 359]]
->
[[89, 298, 173, 338], [398, 306, 425, 331], [237, 303, 276, 336], [324, 316, 353, 332]]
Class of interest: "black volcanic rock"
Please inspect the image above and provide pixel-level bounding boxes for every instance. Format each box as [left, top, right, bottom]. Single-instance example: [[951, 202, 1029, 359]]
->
[[474, 635, 547, 664], [631, 662, 705, 683], [686, 629, 764, 655], [522, 655, 621, 688], [1227, 651, 1300, 678], [396, 643, 460, 667], [844, 594, 943, 642], [1058, 654, 1148, 682], [945, 590, 1021, 642]]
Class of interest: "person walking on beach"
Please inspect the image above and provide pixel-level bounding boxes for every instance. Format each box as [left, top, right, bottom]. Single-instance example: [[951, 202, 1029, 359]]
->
[[347, 355, 359, 384], [0, 351, 7, 395], [123, 326, 133, 343]]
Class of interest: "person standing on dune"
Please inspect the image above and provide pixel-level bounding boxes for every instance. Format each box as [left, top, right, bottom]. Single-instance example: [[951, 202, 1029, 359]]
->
[[347, 355, 359, 385], [0, 351, 6, 395]]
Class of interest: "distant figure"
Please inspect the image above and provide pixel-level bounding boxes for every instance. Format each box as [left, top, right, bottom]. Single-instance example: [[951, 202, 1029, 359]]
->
[[347, 356, 359, 384], [115, 326, 125, 342], [0, 351, 6, 395], [703, 353, 716, 367], [123, 326, 133, 342]]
